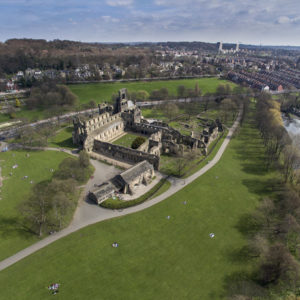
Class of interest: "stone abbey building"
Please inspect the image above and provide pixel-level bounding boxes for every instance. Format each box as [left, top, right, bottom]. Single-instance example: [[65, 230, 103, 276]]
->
[[73, 88, 221, 171], [73, 88, 222, 203]]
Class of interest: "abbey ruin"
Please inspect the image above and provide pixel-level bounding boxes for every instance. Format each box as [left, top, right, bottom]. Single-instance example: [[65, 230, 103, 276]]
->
[[73, 88, 222, 171]]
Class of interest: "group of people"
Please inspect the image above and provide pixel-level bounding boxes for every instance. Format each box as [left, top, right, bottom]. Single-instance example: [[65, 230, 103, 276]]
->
[[48, 283, 60, 295]]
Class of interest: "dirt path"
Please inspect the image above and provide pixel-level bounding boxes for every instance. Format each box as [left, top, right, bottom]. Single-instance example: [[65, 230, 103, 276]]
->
[[0, 106, 242, 272]]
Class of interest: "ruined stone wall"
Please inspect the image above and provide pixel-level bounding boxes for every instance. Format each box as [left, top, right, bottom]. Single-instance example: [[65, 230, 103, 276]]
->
[[130, 122, 160, 135], [93, 139, 160, 170], [94, 121, 124, 142], [84, 112, 122, 134], [137, 139, 149, 152], [73, 111, 123, 146]]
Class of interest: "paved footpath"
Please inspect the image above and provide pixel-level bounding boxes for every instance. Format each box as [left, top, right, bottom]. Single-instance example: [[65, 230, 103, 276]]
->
[[0, 107, 242, 272]]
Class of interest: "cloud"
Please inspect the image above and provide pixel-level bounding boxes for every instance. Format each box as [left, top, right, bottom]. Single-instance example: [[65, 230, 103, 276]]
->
[[276, 15, 300, 25], [1, 0, 300, 45], [277, 16, 291, 24], [106, 0, 133, 6], [101, 16, 120, 23]]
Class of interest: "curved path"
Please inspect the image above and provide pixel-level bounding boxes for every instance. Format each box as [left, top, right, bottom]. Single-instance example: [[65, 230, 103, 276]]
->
[[0, 107, 242, 272]]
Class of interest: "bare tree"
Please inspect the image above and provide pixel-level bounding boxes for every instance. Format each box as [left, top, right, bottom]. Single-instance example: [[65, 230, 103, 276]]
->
[[283, 145, 300, 183], [19, 183, 52, 236], [220, 98, 237, 123], [163, 102, 179, 121]]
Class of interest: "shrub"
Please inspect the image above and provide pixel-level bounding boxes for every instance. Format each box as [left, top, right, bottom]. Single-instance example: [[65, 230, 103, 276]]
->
[[131, 136, 146, 149], [9, 112, 16, 119]]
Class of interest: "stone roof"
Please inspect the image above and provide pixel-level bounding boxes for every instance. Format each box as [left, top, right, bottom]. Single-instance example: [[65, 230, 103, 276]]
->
[[92, 182, 115, 200], [118, 160, 153, 185]]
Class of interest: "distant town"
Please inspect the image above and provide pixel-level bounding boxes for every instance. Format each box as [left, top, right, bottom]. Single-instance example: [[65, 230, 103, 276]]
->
[[1, 39, 300, 96]]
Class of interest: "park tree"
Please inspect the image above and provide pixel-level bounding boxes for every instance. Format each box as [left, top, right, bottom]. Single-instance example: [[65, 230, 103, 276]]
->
[[248, 234, 269, 258], [283, 145, 300, 183], [184, 100, 201, 119], [27, 83, 78, 111], [258, 243, 300, 289], [88, 100, 97, 108], [194, 82, 201, 97], [176, 150, 197, 177], [7, 105, 16, 119], [19, 183, 53, 236], [131, 136, 146, 149], [177, 85, 186, 98], [150, 88, 169, 100], [15, 98, 21, 108], [216, 84, 226, 96], [220, 98, 237, 123], [51, 191, 74, 229], [163, 102, 179, 120], [79, 150, 90, 168], [136, 90, 149, 101], [279, 214, 300, 256], [203, 93, 213, 111]]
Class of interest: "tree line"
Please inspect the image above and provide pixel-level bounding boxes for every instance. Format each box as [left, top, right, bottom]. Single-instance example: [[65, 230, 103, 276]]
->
[[228, 93, 300, 299]]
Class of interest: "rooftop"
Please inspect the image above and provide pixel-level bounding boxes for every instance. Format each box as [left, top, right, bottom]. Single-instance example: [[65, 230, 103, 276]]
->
[[119, 160, 153, 184]]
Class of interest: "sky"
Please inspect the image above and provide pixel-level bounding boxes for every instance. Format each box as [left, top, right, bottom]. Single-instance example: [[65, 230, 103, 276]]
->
[[0, 0, 300, 45]]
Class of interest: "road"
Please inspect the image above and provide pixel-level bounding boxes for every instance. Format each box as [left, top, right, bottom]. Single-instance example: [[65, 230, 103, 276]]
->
[[0, 107, 99, 140], [0, 106, 242, 272]]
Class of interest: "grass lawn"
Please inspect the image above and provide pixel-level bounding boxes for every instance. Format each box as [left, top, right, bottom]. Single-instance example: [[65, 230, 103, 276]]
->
[[0, 107, 280, 299], [149, 179, 171, 199], [0, 114, 11, 123], [48, 127, 75, 150], [1, 78, 236, 124], [112, 132, 143, 148], [0, 150, 71, 261], [168, 120, 191, 135], [69, 77, 236, 105]]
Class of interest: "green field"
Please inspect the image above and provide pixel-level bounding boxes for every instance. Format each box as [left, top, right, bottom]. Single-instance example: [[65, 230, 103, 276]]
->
[[0, 108, 279, 299], [0, 113, 10, 123], [0, 78, 235, 124], [48, 127, 75, 150], [0, 150, 71, 261], [69, 78, 236, 105], [112, 132, 143, 148]]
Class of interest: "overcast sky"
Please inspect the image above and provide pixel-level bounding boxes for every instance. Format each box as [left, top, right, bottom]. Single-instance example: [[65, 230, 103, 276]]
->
[[0, 0, 300, 45]]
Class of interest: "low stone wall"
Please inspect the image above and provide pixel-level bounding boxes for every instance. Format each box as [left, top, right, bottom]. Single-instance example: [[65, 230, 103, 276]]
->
[[137, 139, 149, 152], [93, 139, 160, 170]]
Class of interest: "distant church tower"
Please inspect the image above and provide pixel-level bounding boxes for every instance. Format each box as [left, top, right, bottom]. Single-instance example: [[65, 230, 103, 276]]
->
[[235, 42, 239, 52], [218, 41, 223, 52]]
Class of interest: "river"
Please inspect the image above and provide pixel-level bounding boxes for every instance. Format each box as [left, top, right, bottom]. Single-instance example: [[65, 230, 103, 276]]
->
[[283, 115, 300, 137]]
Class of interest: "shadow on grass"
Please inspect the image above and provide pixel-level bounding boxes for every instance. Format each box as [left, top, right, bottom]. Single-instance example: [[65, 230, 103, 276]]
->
[[222, 272, 267, 300], [242, 177, 282, 197], [54, 138, 74, 149], [0, 216, 35, 239], [233, 141, 269, 176], [235, 213, 262, 237], [225, 245, 257, 264]]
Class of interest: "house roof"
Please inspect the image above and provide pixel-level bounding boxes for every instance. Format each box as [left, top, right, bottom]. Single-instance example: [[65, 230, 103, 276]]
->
[[92, 182, 115, 199]]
